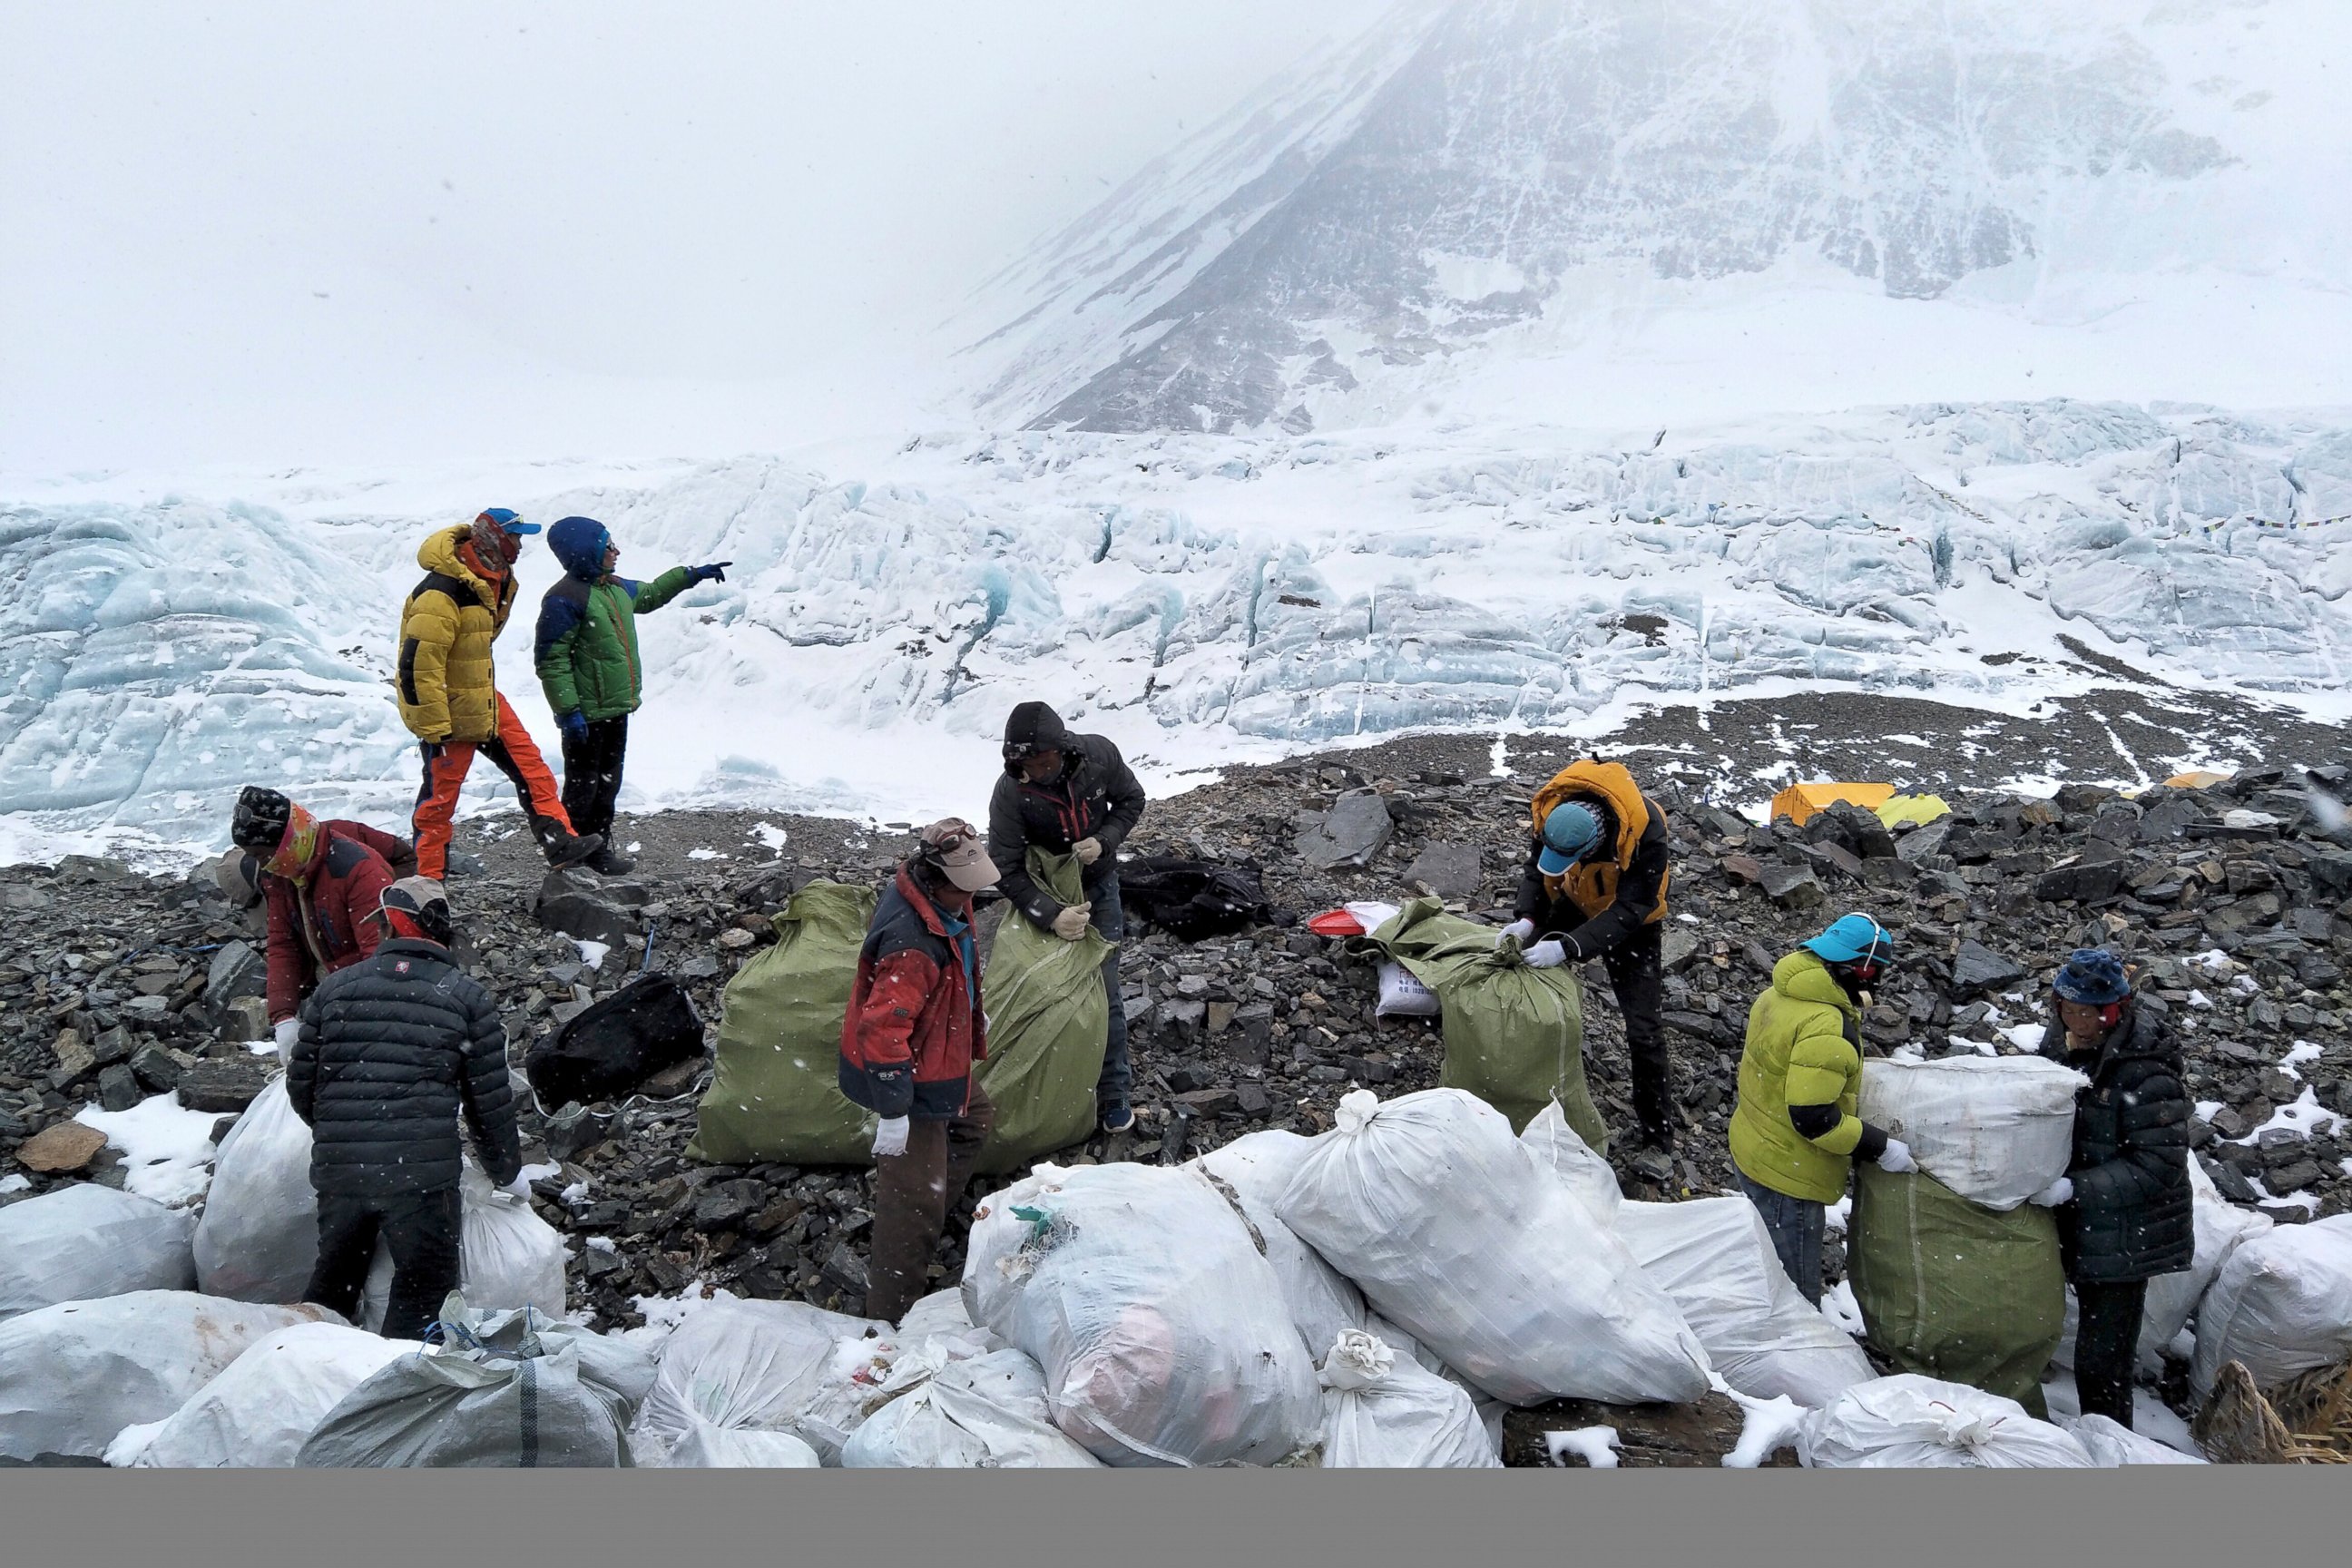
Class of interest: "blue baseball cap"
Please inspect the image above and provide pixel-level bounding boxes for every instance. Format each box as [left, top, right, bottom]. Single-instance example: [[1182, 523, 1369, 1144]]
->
[[1804, 914, 1896, 965], [1535, 802, 1601, 876], [475, 506, 542, 536]]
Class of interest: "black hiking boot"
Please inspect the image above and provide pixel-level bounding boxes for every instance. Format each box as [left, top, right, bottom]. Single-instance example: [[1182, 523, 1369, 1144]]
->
[[533, 817, 603, 869], [586, 844, 635, 876]]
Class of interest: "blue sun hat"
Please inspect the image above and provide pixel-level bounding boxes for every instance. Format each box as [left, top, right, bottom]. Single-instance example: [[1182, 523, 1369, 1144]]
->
[[473, 506, 540, 536], [1803, 913, 1896, 966], [1535, 802, 1602, 876]]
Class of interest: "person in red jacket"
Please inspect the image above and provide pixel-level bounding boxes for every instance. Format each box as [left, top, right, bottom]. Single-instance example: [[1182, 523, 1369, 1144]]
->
[[838, 818, 1001, 1324], [230, 786, 412, 1060]]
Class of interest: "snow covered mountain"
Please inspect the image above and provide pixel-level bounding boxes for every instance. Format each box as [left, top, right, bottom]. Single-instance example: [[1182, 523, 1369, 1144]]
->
[[959, 0, 2352, 432], [6, 400, 2347, 859]]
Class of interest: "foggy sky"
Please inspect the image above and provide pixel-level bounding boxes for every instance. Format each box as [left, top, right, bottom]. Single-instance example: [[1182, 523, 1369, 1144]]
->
[[0, 3, 1396, 472]]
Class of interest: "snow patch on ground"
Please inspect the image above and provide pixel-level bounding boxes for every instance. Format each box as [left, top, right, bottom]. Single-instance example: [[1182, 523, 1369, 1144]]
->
[[1544, 1426, 1621, 1468], [73, 1090, 220, 1206]]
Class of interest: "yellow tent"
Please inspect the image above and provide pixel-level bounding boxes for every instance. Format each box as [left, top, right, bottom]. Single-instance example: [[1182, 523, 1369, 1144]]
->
[[2163, 769, 2233, 790], [1770, 781, 1896, 826], [1876, 794, 1950, 829]]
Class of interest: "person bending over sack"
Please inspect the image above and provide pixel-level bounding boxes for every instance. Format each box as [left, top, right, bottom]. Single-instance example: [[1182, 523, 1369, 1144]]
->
[[1504, 759, 1676, 1151], [226, 785, 412, 1063], [2034, 948, 2192, 1430], [289, 878, 523, 1341], [838, 820, 1003, 1325], [1727, 914, 1915, 1303]]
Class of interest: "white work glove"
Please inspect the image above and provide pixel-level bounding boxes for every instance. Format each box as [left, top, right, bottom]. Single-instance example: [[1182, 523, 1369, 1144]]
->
[[1073, 837, 1102, 867], [1523, 939, 1568, 969], [273, 1018, 301, 1063], [1050, 903, 1093, 941], [1496, 918, 1536, 948], [503, 1172, 536, 1200], [2031, 1176, 2075, 1208], [1876, 1137, 1916, 1174], [871, 1117, 909, 1160]]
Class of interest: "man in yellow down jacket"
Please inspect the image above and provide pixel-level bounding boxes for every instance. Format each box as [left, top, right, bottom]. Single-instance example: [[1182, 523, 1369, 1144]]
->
[[1728, 913, 1914, 1304], [395, 508, 601, 879]]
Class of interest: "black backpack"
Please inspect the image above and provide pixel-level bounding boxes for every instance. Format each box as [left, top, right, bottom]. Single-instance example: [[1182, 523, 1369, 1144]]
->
[[526, 972, 705, 1109], [1117, 857, 1281, 942]]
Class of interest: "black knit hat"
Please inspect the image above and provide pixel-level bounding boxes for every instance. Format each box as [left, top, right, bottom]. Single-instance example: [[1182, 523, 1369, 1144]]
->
[[1002, 701, 1071, 762], [230, 786, 293, 853]]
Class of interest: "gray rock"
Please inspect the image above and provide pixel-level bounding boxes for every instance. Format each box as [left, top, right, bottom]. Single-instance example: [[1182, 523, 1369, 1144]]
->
[[1661, 928, 1700, 974], [535, 867, 646, 947], [177, 1058, 270, 1114], [96, 1063, 142, 1112], [2034, 858, 2129, 903], [2203, 1155, 2259, 1205], [693, 1179, 769, 1230], [205, 940, 264, 1007], [129, 1044, 182, 1093], [1894, 819, 1953, 866], [2267, 1160, 2322, 1195], [1950, 940, 2025, 994], [220, 996, 270, 1044], [1403, 842, 1483, 897], [819, 1240, 869, 1295], [1296, 789, 1394, 871], [1759, 862, 1824, 910]]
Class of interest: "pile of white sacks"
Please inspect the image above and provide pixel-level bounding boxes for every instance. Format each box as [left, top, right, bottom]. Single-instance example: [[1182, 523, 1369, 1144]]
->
[[8, 1082, 2352, 1466]]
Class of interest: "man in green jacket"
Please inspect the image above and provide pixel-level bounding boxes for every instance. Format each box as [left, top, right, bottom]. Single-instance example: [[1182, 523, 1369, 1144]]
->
[[1727, 913, 1913, 1303], [534, 515, 730, 874]]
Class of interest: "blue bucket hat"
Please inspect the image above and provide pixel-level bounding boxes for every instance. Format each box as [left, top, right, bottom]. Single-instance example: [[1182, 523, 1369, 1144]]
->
[[2053, 948, 2131, 1006], [1803, 913, 1896, 966], [1535, 802, 1601, 876]]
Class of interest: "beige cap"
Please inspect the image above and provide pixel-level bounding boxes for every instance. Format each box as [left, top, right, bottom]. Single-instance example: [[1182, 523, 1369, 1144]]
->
[[919, 818, 1001, 892]]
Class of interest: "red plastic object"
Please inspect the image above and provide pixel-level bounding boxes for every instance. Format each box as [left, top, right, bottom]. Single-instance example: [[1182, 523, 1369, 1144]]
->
[[1306, 908, 1365, 937]]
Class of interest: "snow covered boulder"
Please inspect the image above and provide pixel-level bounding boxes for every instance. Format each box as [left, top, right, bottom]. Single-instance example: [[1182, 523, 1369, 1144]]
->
[[1799, 1375, 2097, 1468], [1318, 1329, 1499, 1468], [1858, 1054, 2085, 1211], [841, 1348, 1103, 1468], [191, 1076, 318, 1303], [0, 1182, 197, 1321], [2191, 1214, 2352, 1398], [963, 1161, 1321, 1466], [0, 1290, 342, 1460], [1274, 1089, 1710, 1407], [105, 1322, 416, 1468], [1616, 1197, 1876, 1408], [633, 1297, 895, 1465]]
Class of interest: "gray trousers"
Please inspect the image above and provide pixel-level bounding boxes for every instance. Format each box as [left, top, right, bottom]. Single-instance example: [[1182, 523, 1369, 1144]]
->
[[1737, 1171, 1828, 1306]]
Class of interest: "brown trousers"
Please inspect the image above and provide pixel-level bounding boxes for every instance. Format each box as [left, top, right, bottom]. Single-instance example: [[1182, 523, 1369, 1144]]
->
[[865, 1081, 996, 1325]]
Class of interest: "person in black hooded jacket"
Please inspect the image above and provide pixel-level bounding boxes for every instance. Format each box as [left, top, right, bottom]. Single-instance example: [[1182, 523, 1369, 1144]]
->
[[2034, 946, 2193, 1430], [986, 701, 1147, 1132], [288, 877, 523, 1340]]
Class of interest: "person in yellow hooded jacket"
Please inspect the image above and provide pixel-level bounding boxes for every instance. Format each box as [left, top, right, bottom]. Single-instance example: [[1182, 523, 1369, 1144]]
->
[[394, 508, 601, 879], [1504, 759, 1676, 1152], [1727, 913, 1914, 1304]]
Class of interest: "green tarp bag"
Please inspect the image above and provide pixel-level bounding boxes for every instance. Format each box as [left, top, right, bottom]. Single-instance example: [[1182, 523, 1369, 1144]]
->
[[686, 881, 878, 1165], [1357, 898, 1604, 1150], [1848, 1164, 2065, 1417], [972, 848, 1113, 1176]]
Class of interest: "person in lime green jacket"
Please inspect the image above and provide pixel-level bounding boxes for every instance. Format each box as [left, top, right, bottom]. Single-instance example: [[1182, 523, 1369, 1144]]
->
[[1728, 914, 1913, 1303], [534, 514, 730, 874]]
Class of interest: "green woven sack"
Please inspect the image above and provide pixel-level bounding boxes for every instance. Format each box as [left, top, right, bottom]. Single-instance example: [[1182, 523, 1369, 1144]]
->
[[1848, 1164, 2066, 1417], [973, 849, 1113, 1175], [686, 880, 878, 1165], [1358, 897, 1604, 1150]]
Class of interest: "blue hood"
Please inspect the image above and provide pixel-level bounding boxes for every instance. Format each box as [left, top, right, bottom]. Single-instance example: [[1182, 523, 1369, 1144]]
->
[[548, 515, 611, 580]]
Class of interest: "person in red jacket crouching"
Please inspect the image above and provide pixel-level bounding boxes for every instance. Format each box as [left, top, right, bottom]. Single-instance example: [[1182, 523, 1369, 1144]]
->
[[838, 818, 1002, 1324], [229, 786, 413, 1062]]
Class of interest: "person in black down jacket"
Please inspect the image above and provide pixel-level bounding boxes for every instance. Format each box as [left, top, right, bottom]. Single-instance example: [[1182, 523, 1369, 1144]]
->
[[2034, 947, 2193, 1430], [288, 877, 523, 1340], [986, 701, 1147, 1133]]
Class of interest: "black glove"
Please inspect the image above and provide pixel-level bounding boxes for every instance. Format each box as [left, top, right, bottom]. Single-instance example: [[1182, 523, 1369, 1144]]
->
[[689, 561, 733, 585]]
